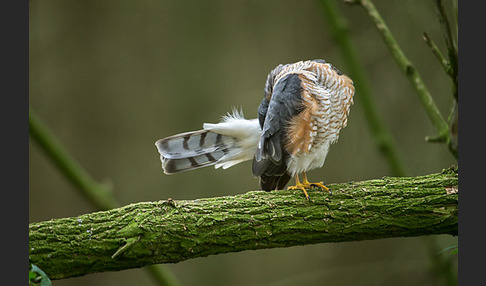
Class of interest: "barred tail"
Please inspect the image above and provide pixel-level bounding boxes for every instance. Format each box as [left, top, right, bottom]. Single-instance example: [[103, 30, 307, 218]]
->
[[155, 111, 262, 175]]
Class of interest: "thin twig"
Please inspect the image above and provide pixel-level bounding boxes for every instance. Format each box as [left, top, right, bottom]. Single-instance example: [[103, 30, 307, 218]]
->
[[29, 107, 117, 210], [435, 0, 458, 67], [112, 236, 141, 259], [423, 32, 452, 77], [346, 0, 449, 141], [452, 0, 458, 37], [430, 0, 458, 158], [29, 107, 181, 286], [318, 0, 408, 176], [435, 0, 458, 101]]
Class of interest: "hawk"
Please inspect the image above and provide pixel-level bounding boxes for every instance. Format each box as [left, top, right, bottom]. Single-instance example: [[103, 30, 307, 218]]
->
[[155, 59, 355, 199]]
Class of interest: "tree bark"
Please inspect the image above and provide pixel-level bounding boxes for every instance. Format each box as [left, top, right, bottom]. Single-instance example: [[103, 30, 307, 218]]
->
[[29, 167, 458, 280]]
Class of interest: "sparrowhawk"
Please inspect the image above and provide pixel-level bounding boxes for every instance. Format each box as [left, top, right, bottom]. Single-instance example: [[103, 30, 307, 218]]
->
[[155, 59, 355, 199]]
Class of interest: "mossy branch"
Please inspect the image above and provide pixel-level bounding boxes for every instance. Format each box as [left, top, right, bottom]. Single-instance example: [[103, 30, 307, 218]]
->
[[29, 168, 458, 280], [29, 107, 181, 286]]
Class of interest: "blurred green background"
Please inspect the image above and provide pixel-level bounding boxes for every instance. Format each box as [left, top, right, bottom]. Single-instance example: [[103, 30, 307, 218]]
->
[[29, 0, 457, 285]]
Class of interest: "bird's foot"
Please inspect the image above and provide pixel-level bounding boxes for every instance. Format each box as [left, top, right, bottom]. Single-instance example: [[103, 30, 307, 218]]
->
[[287, 183, 311, 200], [288, 173, 332, 200], [287, 181, 331, 200], [305, 181, 332, 194]]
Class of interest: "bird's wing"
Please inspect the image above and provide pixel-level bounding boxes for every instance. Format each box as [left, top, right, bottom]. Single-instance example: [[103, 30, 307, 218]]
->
[[252, 72, 305, 181]]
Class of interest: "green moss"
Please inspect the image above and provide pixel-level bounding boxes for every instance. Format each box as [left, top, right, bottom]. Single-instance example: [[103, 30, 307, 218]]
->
[[29, 169, 458, 280]]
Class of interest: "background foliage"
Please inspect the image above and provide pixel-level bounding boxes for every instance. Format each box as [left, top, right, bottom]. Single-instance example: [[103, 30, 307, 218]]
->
[[29, 0, 457, 285]]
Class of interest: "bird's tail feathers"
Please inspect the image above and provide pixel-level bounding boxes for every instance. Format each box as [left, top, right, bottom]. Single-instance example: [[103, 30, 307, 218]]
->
[[155, 110, 262, 174]]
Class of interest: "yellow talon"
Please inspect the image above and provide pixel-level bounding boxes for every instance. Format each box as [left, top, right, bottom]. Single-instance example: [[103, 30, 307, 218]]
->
[[302, 172, 331, 194], [288, 183, 310, 200], [287, 172, 331, 199]]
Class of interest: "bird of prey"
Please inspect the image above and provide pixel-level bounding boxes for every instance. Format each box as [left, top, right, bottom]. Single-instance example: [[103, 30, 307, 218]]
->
[[155, 59, 355, 199]]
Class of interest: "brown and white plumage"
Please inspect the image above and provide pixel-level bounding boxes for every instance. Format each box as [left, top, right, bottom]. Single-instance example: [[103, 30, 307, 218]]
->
[[155, 59, 354, 198]]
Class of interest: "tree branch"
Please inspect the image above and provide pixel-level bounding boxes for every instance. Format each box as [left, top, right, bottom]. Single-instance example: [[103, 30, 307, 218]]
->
[[29, 107, 118, 210], [317, 0, 408, 176], [435, 0, 458, 94], [343, 0, 450, 142], [422, 32, 452, 77], [29, 107, 181, 286], [29, 168, 458, 280]]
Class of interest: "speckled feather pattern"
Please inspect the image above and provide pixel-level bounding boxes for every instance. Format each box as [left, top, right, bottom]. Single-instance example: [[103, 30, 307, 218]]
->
[[260, 60, 354, 176]]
